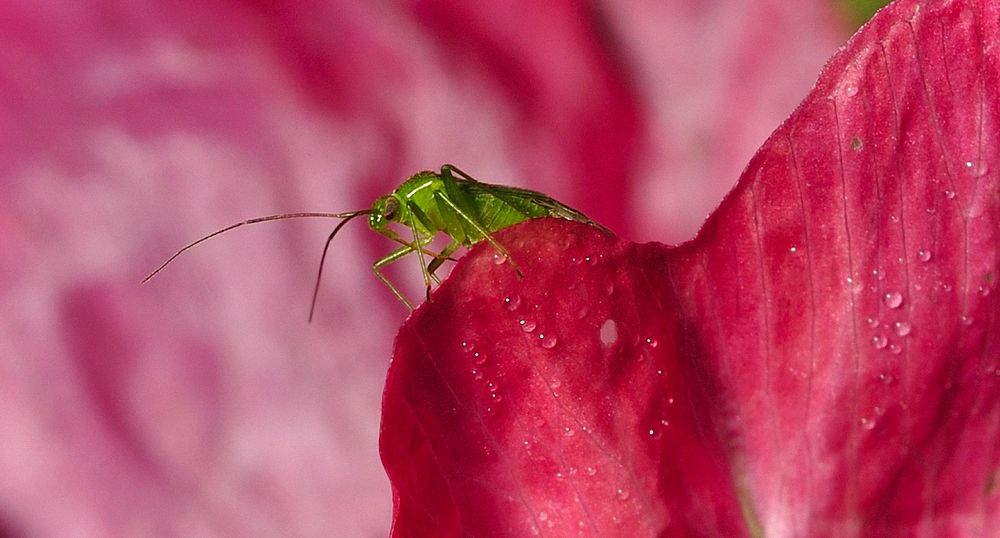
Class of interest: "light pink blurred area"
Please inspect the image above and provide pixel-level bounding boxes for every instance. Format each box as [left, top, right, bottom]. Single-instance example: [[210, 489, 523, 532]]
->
[[0, 1, 844, 535]]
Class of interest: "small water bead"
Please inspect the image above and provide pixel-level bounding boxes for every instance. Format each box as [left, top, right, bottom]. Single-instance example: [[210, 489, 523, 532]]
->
[[645, 337, 658, 348], [872, 269, 884, 281], [845, 84, 859, 97], [504, 295, 522, 310], [473, 352, 486, 365], [894, 321, 911, 336], [493, 252, 509, 265], [519, 319, 537, 332], [871, 334, 888, 349], [884, 291, 904, 309], [585, 466, 598, 477], [462, 341, 475, 352], [944, 190, 956, 199], [961, 315, 975, 326], [889, 344, 902, 355], [549, 378, 562, 389], [471, 368, 482, 380], [538, 512, 548, 522], [539, 333, 558, 349], [866, 317, 880, 329], [941, 282, 954, 292], [599, 319, 618, 346], [860, 417, 876, 430], [789, 246, 798, 253], [616, 488, 630, 501], [979, 286, 991, 297], [918, 250, 932, 262], [563, 427, 575, 437]]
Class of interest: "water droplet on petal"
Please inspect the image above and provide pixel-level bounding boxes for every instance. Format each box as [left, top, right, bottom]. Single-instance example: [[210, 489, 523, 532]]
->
[[889, 344, 901, 355], [944, 190, 956, 199], [645, 337, 658, 348], [519, 319, 537, 332], [539, 333, 557, 349], [961, 315, 975, 326], [978, 286, 991, 297], [563, 427, 575, 437], [941, 282, 953, 292], [493, 252, 508, 265], [585, 466, 597, 476], [860, 417, 875, 430], [845, 84, 858, 96], [894, 321, 911, 336], [918, 250, 932, 262], [866, 317, 880, 329], [884, 291, 903, 309], [549, 378, 562, 389], [503, 295, 521, 310], [871, 334, 888, 349], [600, 319, 618, 347], [616, 488, 630, 501]]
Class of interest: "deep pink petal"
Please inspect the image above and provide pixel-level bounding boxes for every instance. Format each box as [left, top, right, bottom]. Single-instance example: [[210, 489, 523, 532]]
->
[[382, 0, 1000, 535]]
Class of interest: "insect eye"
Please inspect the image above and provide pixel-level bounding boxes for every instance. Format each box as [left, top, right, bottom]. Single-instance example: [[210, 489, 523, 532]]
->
[[383, 198, 399, 220]]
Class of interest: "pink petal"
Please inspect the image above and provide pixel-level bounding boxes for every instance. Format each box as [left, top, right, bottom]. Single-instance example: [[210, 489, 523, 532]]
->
[[382, 0, 1000, 535]]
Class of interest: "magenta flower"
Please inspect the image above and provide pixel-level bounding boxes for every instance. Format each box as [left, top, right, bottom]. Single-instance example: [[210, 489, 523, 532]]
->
[[7, 0, 992, 536], [382, 0, 999, 535]]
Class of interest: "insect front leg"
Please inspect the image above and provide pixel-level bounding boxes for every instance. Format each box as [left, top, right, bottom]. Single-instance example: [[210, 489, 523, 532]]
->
[[372, 244, 421, 310]]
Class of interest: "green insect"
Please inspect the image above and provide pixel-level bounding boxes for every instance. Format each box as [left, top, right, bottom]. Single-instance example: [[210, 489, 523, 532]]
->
[[144, 164, 610, 317]]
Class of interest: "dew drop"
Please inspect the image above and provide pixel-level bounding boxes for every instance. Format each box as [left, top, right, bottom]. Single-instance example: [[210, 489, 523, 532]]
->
[[539, 333, 557, 349], [599, 319, 618, 347], [918, 250, 932, 262], [645, 337, 658, 348], [872, 268, 883, 280], [549, 378, 562, 389], [461, 341, 475, 352], [884, 291, 903, 309], [866, 317, 880, 329], [845, 84, 859, 96], [563, 427, 575, 437], [503, 295, 522, 311], [893, 321, 911, 336], [860, 417, 875, 430], [879, 373, 895, 385], [616, 488, 630, 501], [519, 319, 537, 332], [493, 252, 508, 265], [538, 512, 548, 522], [789, 246, 798, 253], [941, 282, 953, 292], [961, 315, 975, 326], [871, 334, 888, 349], [889, 344, 901, 355], [944, 190, 956, 199], [471, 368, 481, 379], [585, 466, 597, 476], [889, 214, 899, 223], [473, 352, 486, 365], [604, 282, 615, 296], [979, 286, 991, 297]]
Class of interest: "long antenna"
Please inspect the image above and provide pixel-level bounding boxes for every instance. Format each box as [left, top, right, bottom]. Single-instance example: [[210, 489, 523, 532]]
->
[[142, 211, 371, 284], [308, 212, 369, 322]]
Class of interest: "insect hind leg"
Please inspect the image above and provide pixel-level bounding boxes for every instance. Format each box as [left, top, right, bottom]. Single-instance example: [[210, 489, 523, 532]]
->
[[432, 190, 523, 278]]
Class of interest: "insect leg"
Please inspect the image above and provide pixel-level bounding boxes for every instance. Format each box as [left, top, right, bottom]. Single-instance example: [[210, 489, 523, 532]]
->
[[432, 191, 523, 278], [402, 208, 438, 302], [427, 240, 461, 277], [372, 243, 421, 310]]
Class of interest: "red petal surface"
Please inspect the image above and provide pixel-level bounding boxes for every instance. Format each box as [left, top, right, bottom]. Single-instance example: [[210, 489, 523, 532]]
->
[[382, 0, 1000, 535]]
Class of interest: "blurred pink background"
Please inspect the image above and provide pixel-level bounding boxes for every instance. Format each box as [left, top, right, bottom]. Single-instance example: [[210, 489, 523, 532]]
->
[[0, 1, 848, 535]]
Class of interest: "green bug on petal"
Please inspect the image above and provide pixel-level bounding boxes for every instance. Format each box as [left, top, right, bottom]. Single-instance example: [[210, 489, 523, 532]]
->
[[144, 164, 611, 318]]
